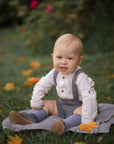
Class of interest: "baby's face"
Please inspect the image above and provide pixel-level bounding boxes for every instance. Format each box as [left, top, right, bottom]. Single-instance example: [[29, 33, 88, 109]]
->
[[52, 44, 82, 75]]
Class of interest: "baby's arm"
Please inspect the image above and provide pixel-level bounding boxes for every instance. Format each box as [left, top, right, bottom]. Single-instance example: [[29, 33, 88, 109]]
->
[[77, 73, 98, 124], [30, 69, 55, 109]]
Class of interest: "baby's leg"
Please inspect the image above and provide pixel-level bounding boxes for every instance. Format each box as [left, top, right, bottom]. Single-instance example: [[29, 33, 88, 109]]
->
[[51, 106, 82, 135], [61, 106, 82, 129], [73, 106, 82, 116], [9, 109, 48, 125], [9, 111, 38, 125], [42, 100, 58, 115], [9, 100, 58, 125]]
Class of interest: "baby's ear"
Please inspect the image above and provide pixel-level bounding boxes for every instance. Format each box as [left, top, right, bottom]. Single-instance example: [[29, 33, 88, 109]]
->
[[52, 53, 54, 59], [78, 56, 83, 65]]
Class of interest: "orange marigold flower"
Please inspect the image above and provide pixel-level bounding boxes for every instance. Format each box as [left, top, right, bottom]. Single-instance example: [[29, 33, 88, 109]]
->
[[22, 69, 33, 76], [0, 109, 2, 113], [106, 97, 113, 101], [29, 94, 32, 98], [27, 77, 40, 83], [0, 86, 4, 90], [24, 81, 34, 86], [79, 121, 98, 132], [106, 75, 114, 79], [21, 28, 27, 33], [24, 77, 40, 86], [19, 57, 25, 62], [4, 83, 15, 91], [30, 61, 41, 69], [7, 135, 22, 144]]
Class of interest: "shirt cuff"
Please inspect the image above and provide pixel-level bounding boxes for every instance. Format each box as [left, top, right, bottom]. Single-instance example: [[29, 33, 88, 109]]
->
[[30, 100, 43, 108], [81, 117, 94, 124]]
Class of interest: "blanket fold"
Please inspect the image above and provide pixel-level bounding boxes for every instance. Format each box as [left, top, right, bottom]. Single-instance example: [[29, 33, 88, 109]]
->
[[2, 103, 114, 133]]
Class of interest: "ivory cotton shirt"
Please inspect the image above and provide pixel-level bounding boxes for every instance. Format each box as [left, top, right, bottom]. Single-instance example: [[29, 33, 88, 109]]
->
[[30, 68, 98, 124]]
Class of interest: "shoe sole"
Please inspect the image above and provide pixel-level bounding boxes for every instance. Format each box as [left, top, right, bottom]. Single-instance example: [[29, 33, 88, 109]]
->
[[50, 120, 65, 135], [9, 111, 33, 125]]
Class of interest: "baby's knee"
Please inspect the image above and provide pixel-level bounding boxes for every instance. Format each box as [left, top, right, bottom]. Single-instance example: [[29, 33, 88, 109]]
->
[[73, 106, 82, 116]]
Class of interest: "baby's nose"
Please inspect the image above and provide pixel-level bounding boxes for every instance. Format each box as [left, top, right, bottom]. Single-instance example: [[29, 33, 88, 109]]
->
[[61, 58, 67, 64]]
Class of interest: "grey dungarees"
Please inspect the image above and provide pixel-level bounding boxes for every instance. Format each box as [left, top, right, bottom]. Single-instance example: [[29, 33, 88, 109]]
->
[[54, 69, 83, 119]]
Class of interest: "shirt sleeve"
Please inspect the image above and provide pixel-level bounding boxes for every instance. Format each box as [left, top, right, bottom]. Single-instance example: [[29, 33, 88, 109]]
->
[[77, 73, 98, 124], [30, 68, 55, 107]]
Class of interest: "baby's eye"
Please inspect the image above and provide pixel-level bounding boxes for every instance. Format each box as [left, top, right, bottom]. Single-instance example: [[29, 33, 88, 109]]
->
[[57, 56, 62, 59], [68, 57, 73, 60]]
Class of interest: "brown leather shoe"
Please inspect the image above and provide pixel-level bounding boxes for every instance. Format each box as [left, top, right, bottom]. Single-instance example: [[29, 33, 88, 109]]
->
[[9, 111, 37, 125], [50, 120, 66, 135]]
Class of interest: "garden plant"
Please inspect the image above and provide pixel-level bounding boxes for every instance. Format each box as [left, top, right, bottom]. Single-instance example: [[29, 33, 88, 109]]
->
[[0, 0, 114, 144]]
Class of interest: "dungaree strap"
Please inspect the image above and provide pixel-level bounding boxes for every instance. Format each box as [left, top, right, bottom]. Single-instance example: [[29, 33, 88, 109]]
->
[[72, 69, 84, 99], [54, 70, 58, 85]]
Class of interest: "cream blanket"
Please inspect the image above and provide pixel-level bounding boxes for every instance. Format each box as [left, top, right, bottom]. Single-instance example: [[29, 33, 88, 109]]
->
[[2, 103, 114, 133]]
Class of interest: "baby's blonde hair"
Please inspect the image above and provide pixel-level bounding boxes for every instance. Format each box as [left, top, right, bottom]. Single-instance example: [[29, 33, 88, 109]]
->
[[54, 34, 83, 56]]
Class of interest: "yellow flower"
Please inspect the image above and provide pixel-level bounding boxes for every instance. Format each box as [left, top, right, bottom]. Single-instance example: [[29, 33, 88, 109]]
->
[[10, 54, 14, 59], [78, 33, 85, 39], [7, 135, 22, 144], [74, 142, 86, 144], [22, 69, 33, 76], [0, 56, 4, 61], [4, 83, 15, 91], [79, 121, 98, 132], [0, 109, 2, 113], [12, 35, 18, 40], [30, 61, 41, 69], [25, 40, 31, 45], [69, 14, 77, 19]]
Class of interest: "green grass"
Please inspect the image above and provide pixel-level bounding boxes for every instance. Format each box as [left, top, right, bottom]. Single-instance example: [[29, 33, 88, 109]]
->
[[0, 27, 114, 144]]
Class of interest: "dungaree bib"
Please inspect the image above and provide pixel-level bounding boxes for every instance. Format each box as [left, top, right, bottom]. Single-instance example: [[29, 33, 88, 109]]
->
[[54, 69, 83, 118]]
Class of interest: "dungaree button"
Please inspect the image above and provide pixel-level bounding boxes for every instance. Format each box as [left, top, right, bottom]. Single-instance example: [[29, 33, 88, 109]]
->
[[62, 77, 65, 79], [61, 90, 64, 92]]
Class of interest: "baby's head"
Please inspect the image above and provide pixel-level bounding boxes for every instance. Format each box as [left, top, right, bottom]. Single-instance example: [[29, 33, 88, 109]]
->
[[53, 33, 83, 57], [52, 34, 83, 74]]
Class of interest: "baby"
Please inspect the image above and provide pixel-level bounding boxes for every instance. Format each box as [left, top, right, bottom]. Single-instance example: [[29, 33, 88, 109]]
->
[[9, 34, 98, 135]]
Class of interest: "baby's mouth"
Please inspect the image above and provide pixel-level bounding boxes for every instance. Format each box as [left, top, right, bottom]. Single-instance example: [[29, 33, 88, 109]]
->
[[59, 67, 68, 71]]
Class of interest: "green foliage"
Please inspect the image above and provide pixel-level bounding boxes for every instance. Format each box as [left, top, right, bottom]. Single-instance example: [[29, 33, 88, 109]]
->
[[0, 0, 113, 54], [0, 0, 29, 25], [22, 1, 83, 54], [22, 0, 113, 55], [80, 0, 114, 54]]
